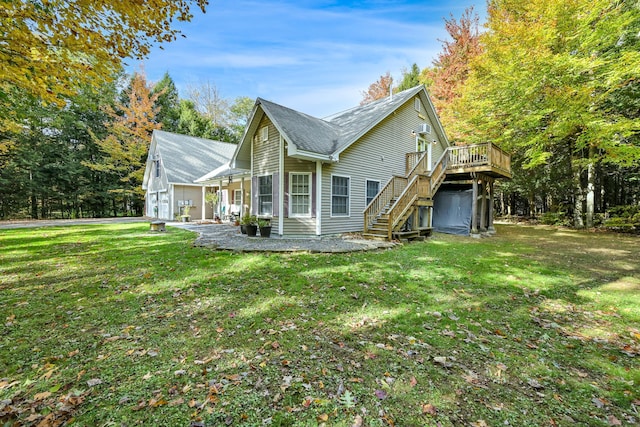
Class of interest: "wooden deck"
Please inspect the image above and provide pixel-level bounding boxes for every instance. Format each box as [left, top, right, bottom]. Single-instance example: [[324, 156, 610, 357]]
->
[[364, 142, 511, 240]]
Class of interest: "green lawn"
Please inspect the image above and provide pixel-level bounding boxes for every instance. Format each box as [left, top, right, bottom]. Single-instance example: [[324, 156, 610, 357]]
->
[[1, 224, 638, 426]]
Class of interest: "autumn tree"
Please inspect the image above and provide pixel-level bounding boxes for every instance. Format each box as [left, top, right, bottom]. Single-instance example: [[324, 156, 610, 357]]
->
[[0, 0, 208, 131], [453, 0, 640, 226], [360, 72, 393, 105], [426, 7, 482, 140], [88, 73, 161, 215]]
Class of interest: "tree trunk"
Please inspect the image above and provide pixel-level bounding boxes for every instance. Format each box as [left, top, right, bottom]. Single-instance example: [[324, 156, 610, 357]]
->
[[585, 147, 596, 228], [574, 168, 585, 228]]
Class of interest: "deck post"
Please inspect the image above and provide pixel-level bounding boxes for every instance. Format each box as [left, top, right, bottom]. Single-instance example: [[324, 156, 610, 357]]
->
[[480, 176, 487, 233], [488, 179, 496, 234], [471, 173, 479, 236]]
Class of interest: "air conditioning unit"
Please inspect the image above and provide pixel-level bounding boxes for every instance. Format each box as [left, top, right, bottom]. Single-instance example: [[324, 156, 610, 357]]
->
[[417, 123, 431, 134]]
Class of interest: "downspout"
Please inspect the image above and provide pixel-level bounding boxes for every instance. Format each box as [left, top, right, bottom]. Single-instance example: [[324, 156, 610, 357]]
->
[[316, 161, 322, 236], [279, 135, 285, 236]]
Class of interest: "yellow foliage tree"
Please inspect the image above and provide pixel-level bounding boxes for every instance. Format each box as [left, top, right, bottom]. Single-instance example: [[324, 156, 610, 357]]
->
[[0, 0, 207, 130]]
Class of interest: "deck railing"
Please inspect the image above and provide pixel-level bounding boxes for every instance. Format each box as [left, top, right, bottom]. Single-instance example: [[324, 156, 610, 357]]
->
[[447, 142, 511, 176]]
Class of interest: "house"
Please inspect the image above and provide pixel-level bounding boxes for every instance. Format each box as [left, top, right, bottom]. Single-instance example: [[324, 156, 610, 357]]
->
[[142, 130, 237, 221], [203, 85, 511, 238]]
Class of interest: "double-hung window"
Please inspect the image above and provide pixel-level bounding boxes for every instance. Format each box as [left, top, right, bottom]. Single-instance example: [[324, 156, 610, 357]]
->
[[290, 173, 311, 217], [331, 175, 350, 216], [258, 175, 272, 216]]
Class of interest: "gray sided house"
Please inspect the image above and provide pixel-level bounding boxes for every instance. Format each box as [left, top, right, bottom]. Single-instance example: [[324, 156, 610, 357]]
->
[[142, 130, 236, 221], [229, 84, 511, 238]]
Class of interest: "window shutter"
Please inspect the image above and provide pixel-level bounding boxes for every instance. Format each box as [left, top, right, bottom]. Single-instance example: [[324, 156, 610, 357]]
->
[[251, 176, 258, 216], [283, 173, 289, 218], [311, 173, 317, 218], [272, 173, 279, 218]]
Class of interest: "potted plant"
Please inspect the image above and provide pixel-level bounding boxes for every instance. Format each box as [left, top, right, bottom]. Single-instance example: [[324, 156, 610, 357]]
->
[[239, 213, 252, 234], [241, 214, 258, 236], [258, 218, 272, 238], [180, 205, 191, 222], [246, 215, 258, 237]]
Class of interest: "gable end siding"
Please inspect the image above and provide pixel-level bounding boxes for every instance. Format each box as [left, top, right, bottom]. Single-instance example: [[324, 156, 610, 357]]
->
[[321, 99, 439, 235]]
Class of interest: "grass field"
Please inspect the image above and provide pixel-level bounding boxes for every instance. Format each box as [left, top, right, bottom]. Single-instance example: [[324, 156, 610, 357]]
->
[[1, 223, 638, 426]]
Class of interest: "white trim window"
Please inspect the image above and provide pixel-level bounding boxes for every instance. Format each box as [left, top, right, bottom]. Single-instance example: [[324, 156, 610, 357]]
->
[[365, 179, 380, 206], [414, 97, 421, 113], [261, 126, 269, 142], [289, 172, 311, 217], [331, 175, 350, 217], [258, 175, 272, 216]]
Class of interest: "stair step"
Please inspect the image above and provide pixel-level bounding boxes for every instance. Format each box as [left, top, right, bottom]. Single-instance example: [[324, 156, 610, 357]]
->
[[363, 232, 389, 240]]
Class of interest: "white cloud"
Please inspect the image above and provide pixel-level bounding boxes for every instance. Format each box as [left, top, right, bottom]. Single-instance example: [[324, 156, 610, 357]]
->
[[138, 0, 482, 117]]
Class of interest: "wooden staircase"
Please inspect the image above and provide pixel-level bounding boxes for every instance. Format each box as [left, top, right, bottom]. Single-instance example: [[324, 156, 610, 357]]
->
[[363, 143, 511, 241]]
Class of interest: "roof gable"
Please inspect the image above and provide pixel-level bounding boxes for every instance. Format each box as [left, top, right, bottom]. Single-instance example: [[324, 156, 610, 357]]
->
[[233, 85, 448, 166], [150, 130, 236, 184]]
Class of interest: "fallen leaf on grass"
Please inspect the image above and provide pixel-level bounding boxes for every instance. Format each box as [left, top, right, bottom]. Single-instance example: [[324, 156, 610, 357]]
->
[[317, 413, 329, 422], [421, 403, 437, 415], [527, 378, 543, 389], [471, 420, 488, 427], [352, 414, 364, 427], [375, 389, 387, 400], [433, 356, 453, 368], [592, 397, 608, 408], [608, 415, 622, 426], [86, 378, 102, 387], [410, 376, 417, 387], [33, 391, 52, 400], [149, 396, 168, 407]]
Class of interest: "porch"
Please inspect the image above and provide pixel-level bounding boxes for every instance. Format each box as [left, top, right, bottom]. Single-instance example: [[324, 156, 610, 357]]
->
[[364, 142, 511, 240]]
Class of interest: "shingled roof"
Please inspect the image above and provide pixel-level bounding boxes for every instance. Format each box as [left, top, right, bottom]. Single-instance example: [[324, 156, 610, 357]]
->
[[232, 84, 447, 168], [257, 85, 423, 157], [147, 130, 236, 185]]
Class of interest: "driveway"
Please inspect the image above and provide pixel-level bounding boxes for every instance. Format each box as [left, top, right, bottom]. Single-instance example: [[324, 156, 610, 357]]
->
[[0, 217, 149, 229], [0, 217, 398, 253]]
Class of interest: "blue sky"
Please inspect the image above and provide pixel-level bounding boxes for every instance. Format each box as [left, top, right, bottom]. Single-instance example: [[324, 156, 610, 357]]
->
[[135, 0, 484, 118]]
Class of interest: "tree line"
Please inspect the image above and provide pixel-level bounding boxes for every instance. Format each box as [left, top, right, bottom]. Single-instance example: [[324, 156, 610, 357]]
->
[[0, 71, 251, 219], [363, 0, 640, 229]]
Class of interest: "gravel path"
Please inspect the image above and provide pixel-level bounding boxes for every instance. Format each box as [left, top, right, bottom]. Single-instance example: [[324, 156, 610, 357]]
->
[[172, 222, 398, 253]]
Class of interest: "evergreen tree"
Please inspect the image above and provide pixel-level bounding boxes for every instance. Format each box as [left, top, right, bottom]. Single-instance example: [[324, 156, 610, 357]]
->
[[152, 72, 181, 132]]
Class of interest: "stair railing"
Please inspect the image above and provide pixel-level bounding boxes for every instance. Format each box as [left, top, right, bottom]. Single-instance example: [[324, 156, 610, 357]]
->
[[363, 175, 408, 232], [386, 174, 420, 239]]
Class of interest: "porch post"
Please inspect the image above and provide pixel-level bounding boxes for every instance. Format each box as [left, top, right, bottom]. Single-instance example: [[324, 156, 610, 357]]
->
[[480, 176, 487, 233], [201, 186, 206, 221], [471, 174, 479, 236], [219, 179, 223, 218], [488, 179, 496, 234]]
